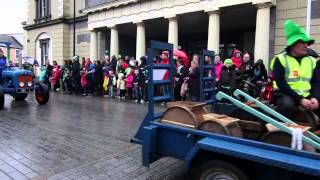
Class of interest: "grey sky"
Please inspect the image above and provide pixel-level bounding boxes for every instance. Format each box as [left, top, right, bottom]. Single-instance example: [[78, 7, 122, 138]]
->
[[0, 0, 27, 34]]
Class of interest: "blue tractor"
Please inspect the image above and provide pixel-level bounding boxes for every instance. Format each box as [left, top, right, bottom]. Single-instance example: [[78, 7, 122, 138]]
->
[[0, 67, 49, 110]]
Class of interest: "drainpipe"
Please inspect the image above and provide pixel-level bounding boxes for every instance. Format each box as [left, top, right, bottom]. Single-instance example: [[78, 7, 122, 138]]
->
[[306, 0, 312, 36], [73, 0, 76, 56]]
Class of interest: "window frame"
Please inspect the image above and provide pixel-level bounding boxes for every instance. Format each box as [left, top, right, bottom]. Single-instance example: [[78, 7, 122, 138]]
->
[[35, 0, 51, 23], [15, 49, 20, 59]]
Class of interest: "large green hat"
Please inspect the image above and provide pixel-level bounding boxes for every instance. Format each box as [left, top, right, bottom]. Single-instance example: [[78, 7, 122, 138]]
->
[[284, 19, 315, 47]]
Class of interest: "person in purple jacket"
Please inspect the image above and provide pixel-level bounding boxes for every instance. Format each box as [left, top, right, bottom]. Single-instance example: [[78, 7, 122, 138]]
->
[[0, 49, 7, 83]]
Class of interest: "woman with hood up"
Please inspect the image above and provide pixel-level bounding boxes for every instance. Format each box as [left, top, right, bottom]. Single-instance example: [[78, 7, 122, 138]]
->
[[231, 49, 242, 69], [251, 59, 268, 91]]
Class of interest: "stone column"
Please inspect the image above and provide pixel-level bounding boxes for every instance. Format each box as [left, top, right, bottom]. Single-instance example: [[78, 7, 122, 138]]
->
[[207, 10, 220, 54], [136, 22, 146, 63], [97, 31, 106, 60], [168, 16, 179, 50], [90, 30, 98, 61], [254, 3, 272, 66], [110, 26, 119, 57]]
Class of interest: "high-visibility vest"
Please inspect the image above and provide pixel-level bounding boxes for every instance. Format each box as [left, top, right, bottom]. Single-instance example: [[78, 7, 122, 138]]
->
[[270, 53, 316, 97]]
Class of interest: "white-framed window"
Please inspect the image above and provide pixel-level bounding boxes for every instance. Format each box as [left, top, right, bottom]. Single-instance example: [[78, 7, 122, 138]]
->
[[15, 49, 21, 59], [36, 0, 51, 21]]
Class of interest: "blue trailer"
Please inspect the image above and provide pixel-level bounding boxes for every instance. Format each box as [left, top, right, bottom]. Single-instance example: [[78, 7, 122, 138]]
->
[[132, 41, 320, 180]]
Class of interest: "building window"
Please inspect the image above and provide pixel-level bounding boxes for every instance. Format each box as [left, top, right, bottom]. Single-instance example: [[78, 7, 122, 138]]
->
[[39, 39, 49, 65], [35, 0, 51, 23], [15, 49, 21, 59]]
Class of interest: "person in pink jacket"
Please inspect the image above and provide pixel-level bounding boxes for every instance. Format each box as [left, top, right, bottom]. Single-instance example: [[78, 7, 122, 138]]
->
[[214, 54, 224, 82], [126, 68, 134, 100]]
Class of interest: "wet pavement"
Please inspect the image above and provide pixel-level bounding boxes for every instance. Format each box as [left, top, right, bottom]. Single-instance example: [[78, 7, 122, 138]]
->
[[0, 93, 184, 180]]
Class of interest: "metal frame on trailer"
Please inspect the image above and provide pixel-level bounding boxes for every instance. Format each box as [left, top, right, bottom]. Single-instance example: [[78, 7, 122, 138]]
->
[[199, 49, 215, 104], [132, 40, 175, 144]]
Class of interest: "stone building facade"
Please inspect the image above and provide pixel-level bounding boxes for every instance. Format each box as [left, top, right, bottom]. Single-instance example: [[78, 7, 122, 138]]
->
[[24, 0, 320, 66]]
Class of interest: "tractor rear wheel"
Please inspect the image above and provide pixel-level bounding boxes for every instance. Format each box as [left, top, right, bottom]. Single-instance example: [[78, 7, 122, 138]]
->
[[14, 93, 28, 101]]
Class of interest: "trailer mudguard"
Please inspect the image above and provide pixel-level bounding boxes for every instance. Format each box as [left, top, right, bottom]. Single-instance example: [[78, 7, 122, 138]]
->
[[185, 137, 320, 177]]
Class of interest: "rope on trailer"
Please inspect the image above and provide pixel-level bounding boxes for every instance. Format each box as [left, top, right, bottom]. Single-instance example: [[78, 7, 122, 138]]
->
[[290, 127, 303, 150]]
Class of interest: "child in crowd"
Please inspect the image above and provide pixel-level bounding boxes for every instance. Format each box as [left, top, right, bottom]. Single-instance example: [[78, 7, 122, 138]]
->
[[218, 59, 237, 95], [117, 71, 126, 99], [81, 66, 88, 96], [231, 49, 242, 69], [133, 68, 143, 103], [108, 70, 116, 98], [126, 68, 134, 100]]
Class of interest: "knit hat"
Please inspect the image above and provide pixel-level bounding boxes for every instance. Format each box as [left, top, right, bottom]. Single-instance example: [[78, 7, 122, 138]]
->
[[73, 55, 80, 61], [224, 59, 233, 66], [284, 19, 315, 47]]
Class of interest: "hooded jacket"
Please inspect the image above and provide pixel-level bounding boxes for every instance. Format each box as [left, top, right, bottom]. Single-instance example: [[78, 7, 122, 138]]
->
[[219, 65, 237, 89], [231, 49, 242, 69]]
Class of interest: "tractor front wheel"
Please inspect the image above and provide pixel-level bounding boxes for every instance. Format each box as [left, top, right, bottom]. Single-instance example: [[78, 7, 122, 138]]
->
[[35, 82, 49, 105]]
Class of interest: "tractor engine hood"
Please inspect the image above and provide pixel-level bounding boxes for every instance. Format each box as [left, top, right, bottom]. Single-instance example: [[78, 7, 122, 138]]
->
[[1, 68, 32, 77]]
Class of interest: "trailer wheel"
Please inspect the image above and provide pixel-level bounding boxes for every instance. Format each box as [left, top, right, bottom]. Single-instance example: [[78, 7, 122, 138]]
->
[[0, 87, 4, 110], [14, 93, 28, 101], [195, 160, 249, 180]]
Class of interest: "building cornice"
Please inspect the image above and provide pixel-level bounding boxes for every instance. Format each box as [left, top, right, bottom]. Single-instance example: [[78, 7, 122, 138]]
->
[[23, 16, 88, 31], [82, 0, 140, 14]]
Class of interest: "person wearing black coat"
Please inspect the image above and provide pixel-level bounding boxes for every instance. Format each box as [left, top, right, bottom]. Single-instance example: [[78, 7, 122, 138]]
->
[[110, 55, 117, 73], [174, 59, 188, 101], [238, 52, 254, 81], [72, 56, 82, 94], [133, 68, 144, 102], [94, 60, 103, 95], [188, 60, 200, 102], [251, 59, 268, 91], [218, 59, 237, 95]]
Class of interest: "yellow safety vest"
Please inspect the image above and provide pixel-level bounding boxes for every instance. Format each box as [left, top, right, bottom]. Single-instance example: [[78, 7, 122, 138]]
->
[[270, 53, 316, 97]]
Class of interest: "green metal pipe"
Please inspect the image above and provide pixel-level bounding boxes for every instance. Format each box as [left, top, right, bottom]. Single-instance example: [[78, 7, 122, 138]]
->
[[215, 91, 320, 150], [233, 89, 320, 144]]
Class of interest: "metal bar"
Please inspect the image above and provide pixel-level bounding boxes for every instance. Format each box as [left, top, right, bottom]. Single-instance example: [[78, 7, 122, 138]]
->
[[152, 80, 171, 85], [233, 89, 320, 144], [153, 95, 172, 102], [215, 91, 320, 150], [153, 64, 171, 69], [306, 0, 312, 36]]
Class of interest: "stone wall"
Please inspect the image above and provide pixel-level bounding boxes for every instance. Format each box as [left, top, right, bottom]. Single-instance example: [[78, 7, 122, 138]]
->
[[25, 23, 70, 64], [274, 0, 320, 54]]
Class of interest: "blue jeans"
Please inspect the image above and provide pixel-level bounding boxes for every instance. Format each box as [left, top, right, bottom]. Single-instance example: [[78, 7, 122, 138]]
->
[[134, 86, 142, 101], [108, 85, 114, 97]]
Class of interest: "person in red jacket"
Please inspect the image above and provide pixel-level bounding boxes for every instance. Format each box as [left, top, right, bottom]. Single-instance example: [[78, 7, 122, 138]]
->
[[51, 65, 61, 91], [231, 49, 242, 69]]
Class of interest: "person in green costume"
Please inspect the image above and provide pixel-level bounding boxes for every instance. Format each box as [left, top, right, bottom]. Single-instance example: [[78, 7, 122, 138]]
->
[[270, 19, 320, 119]]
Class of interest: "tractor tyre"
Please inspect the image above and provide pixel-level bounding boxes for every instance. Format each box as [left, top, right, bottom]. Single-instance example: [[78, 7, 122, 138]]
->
[[35, 82, 49, 105]]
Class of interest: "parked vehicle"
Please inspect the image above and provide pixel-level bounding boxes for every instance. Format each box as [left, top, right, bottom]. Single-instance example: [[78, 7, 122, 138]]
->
[[0, 67, 49, 109]]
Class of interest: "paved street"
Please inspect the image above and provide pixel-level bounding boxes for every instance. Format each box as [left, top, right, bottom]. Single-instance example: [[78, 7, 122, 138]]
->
[[0, 93, 184, 180]]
